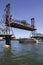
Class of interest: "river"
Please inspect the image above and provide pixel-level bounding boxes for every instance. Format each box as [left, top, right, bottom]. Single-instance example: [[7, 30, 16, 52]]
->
[[0, 41, 43, 65]]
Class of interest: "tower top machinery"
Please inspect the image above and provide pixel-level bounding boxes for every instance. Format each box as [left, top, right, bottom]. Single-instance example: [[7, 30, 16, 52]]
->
[[31, 18, 36, 36], [31, 18, 35, 27]]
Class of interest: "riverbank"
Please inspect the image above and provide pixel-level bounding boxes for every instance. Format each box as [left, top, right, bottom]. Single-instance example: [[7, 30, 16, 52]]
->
[[0, 38, 37, 43]]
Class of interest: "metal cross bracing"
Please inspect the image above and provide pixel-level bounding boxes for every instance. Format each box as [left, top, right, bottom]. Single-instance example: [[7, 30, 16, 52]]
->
[[0, 3, 14, 35], [0, 21, 14, 35], [0, 19, 14, 35]]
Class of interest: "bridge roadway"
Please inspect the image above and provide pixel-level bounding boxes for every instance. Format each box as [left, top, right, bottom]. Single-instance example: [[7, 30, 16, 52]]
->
[[10, 20, 36, 31], [32, 35, 43, 38], [31, 34, 43, 41], [0, 34, 12, 37]]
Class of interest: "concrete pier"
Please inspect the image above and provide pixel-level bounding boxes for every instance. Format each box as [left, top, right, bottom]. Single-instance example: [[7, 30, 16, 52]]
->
[[5, 35, 11, 45], [0, 34, 12, 45]]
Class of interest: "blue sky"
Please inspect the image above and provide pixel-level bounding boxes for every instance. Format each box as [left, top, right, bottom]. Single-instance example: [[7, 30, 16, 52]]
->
[[0, 0, 43, 38]]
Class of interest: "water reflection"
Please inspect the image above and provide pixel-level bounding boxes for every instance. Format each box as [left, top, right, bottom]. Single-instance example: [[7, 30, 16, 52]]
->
[[0, 46, 11, 65], [0, 41, 43, 65]]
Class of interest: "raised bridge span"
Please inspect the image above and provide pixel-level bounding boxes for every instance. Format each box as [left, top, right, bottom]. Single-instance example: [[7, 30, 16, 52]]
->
[[10, 19, 36, 31]]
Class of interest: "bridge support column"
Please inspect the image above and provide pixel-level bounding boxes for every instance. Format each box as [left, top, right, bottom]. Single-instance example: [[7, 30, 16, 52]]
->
[[5, 35, 11, 45], [42, 38, 43, 41]]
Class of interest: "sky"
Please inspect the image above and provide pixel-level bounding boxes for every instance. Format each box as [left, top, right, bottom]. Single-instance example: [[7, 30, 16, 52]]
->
[[0, 0, 43, 38]]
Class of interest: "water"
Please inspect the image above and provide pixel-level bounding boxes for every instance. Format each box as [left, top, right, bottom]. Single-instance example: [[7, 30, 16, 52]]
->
[[0, 41, 43, 65]]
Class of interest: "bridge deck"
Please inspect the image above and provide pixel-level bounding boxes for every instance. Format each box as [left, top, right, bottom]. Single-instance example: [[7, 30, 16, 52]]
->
[[10, 22, 36, 31], [0, 34, 12, 37], [32, 36, 43, 38]]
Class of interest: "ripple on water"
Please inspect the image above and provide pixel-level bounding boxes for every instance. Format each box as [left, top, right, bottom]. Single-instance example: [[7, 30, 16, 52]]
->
[[0, 41, 43, 65]]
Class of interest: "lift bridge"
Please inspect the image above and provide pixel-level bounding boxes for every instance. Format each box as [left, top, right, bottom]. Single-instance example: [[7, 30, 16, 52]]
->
[[0, 3, 36, 45]]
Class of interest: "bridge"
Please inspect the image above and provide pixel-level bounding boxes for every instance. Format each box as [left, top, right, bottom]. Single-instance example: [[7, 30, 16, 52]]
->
[[0, 3, 36, 45], [0, 34, 11, 37], [31, 33, 43, 41], [10, 19, 36, 31]]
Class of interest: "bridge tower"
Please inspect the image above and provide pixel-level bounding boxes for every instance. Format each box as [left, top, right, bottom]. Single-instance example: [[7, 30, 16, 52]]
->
[[4, 3, 11, 34], [4, 3, 11, 45], [31, 18, 36, 36]]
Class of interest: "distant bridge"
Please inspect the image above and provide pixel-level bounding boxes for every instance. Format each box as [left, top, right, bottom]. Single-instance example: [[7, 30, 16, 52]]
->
[[31, 33, 43, 41]]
